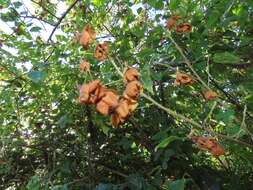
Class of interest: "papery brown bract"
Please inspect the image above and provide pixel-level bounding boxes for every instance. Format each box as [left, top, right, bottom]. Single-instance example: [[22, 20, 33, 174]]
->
[[123, 67, 140, 83], [115, 98, 130, 119], [94, 42, 109, 61], [203, 90, 218, 100], [111, 113, 121, 127], [100, 90, 119, 108], [79, 60, 90, 72], [176, 23, 192, 33], [78, 80, 101, 104], [174, 71, 194, 86], [124, 81, 142, 100], [191, 136, 225, 157], [166, 15, 181, 30], [96, 100, 110, 116], [79, 25, 96, 49], [96, 90, 119, 115], [78, 66, 141, 127]]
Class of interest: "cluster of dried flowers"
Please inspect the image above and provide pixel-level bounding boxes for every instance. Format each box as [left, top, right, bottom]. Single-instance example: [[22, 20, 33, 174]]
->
[[78, 68, 141, 127], [167, 16, 221, 155], [166, 15, 192, 33], [167, 16, 218, 101], [77, 24, 220, 155], [76, 25, 142, 127], [174, 71, 218, 100], [78, 25, 109, 62], [191, 136, 225, 157]]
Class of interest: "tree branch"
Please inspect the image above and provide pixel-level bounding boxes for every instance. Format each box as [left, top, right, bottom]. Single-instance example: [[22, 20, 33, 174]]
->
[[167, 32, 211, 90], [47, 0, 80, 42], [109, 57, 253, 149]]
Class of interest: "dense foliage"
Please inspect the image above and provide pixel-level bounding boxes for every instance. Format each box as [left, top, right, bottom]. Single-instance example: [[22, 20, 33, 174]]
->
[[0, 0, 253, 189]]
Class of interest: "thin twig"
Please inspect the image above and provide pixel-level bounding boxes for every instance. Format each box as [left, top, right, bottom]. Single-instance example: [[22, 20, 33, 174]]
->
[[30, 0, 60, 20], [167, 33, 210, 90], [109, 56, 253, 149], [202, 101, 217, 127], [99, 164, 128, 178], [47, 0, 80, 42], [241, 105, 253, 140]]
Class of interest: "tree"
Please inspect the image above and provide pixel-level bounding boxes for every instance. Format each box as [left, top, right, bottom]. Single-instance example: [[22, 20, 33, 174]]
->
[[0, 0, 253, 189]]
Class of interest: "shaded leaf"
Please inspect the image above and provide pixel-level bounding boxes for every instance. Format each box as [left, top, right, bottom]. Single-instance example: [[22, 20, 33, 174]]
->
[[155, 136, 181, 150], [213, 52, 240, 64], [141, 64, 153, 94], [27, 71, 45, 83], [165, 179, 185, 190]]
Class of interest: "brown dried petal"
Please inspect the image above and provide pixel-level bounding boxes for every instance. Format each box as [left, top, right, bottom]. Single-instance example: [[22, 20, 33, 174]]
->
[[166, 15, 181, 30], [78, 80, 100, 104], [79, 25, 96, 49], [94, 42, 109, 61], [123, 67, 140, 83], [115, 99, 130, 119], [124, 81, 142, 100], [203, 90, 218, 100], [176, 23, 192, 33], [111, 113, 121, 127], [79, 60, 90, 72], [174, 71, 193, 86], [96, 100, 110, 116], [191, 136, 225, 157]]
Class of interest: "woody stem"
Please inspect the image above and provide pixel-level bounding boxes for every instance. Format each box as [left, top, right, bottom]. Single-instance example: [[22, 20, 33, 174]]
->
[[109, 57, 253, 149], [167, 32, 211, 90]]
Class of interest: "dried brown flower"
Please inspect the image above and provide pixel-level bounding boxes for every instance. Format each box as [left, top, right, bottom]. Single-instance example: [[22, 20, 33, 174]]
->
[[94, 42, 109, 61], [166, 15, 181, 30], [79, 25, 96, 49], [174, 71, 194, 86], [176, 23, 192, 33], [79, 60, 90, 72], [123, 67, 140, 83], [203, 90, 218, 100]]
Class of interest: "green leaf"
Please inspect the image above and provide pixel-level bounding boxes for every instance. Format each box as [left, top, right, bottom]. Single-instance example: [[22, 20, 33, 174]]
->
[[52, 185, 68, 190], [92, 0, 105, 7], [146, 0, 164, 9], [138, 48, 154, 59], [26, 175, 40, 190], [30, 26, 42, 32], [95, 183, 114, 190], [206, 10, 220, 28], [226, 124, 246, 137], [57, 115, 71, 128], [169, 0, 179, 10], [13, 1, 22, 8], [0, 0, 10, 8], [101, 125, 110, 136], [141, 64, 153, 94], [215, 108, 234, 125], [213, 52, 241, 64], [165, 179, 185, 190], [127, 174, 147, 190], [155, 136, 180, 150], [27, 71, 45, 83]]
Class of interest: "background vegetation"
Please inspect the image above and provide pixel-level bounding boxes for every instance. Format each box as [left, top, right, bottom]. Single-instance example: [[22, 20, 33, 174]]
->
[[0, 0, 253, 189]]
